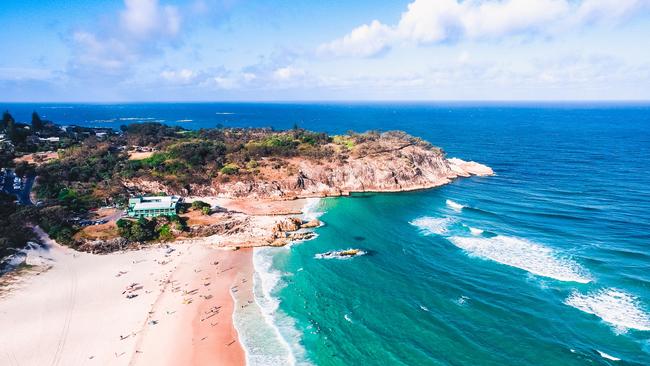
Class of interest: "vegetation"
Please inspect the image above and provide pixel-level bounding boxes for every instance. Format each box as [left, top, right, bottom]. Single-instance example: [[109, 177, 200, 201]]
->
[[0, 193, 36, 259], [116, 215, 186, 243], [191, 200, 212, 215], [2, 111, 431, 252]]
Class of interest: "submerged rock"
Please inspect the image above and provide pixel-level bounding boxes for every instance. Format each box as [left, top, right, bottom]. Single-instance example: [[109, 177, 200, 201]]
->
[[315, 248, 366, 259]]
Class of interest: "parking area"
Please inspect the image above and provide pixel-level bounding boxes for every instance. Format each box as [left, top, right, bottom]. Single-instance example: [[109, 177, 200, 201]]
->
[[0, 168, 35, 205]]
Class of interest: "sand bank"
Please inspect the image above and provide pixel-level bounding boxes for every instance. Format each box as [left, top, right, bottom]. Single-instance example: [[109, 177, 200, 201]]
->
[[0, 229, 249, 366]]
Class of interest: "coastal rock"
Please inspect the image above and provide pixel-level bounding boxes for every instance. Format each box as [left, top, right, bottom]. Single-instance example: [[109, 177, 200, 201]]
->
[[315, 248, 367, 259], [268, 231, 316, 246], [273, 217, 303, 232], [76, 237, 130, 254], [300, 219, 321, 228], [188, 216, 248, 237], [124, 132, 493, 199], [447, 158, 494, 177]]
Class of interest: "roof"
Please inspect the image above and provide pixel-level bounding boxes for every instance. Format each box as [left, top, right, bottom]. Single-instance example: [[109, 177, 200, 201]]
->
[[129, 196, 179, 211]]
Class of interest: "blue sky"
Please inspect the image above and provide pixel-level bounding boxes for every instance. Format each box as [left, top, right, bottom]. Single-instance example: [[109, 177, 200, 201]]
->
[[1, 0, 650, 101]]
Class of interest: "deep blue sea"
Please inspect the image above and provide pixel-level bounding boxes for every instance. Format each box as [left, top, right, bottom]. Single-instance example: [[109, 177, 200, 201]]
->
[[3, 102, 650, 365]]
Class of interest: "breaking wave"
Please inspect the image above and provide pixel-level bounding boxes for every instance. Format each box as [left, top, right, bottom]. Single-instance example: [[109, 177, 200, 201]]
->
[[118, 117, 157, 121], [597, 350, 621, 361], [410, 216, 455, 236], [446, 199, 464, 212], [302, 198, 324, 221], [234, 248, 304, 365], [565, 288, 650, 332], [448, 235, 591, 283], [468, 227, 484, 236]]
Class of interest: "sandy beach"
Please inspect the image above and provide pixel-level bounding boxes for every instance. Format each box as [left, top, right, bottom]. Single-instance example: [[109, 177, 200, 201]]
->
[[0, 198, 314, 366]]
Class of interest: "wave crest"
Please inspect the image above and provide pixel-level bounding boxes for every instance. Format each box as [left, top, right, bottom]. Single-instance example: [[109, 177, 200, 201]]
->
[[565, 288, 650, 332], [446, 199, 464, 212], [448, 235, 591, 283], [410, 216, 455, 236]]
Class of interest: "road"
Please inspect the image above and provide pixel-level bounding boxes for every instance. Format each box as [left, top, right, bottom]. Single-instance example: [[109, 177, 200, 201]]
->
[[1, 168, 35, 205]]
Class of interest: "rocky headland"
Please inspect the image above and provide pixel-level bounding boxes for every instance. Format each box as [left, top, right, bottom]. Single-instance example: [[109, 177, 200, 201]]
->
[[124, 131, 493, 199]]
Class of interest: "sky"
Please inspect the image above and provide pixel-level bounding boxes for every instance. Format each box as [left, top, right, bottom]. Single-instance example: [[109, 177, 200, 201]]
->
[[1, 0, 650, 102]]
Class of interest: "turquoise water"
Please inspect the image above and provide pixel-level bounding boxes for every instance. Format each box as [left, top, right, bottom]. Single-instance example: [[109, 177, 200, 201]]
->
[[3, 102, 649, 365]]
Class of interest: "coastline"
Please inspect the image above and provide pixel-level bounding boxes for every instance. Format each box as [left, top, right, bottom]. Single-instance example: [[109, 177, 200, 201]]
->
[[0, 199, 319, 366]]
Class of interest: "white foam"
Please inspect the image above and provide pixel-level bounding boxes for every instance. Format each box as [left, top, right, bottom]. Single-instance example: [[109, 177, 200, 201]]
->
[[469, 227, 484, 236], [176, 119, 193, 122], [301, 198, 324, 221], [446, 199, 464, 212], [118, 117, 157, 121], [410, 216, 455, 236], [456, 296, 469, 306], [419, 305, 429, 312], [215, 112, 236, 115], [314, 249, 366, 260], [597, 350, 621, 361], [565, 288, 650, 332], [249, 248, 299, 365], [448, 235, 591, 283], [236, 248, 314, 365]]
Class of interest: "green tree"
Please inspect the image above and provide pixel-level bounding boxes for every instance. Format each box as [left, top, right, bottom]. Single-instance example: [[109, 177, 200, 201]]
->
[[31, 111, 44, 130], [1, 110, 13, 130]]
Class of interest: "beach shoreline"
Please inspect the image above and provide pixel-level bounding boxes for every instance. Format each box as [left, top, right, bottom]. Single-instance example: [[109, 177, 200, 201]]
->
[[0, 198, 317, 366]]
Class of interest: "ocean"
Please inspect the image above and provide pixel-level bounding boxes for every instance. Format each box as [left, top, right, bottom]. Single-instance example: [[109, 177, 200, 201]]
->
[[3, 102, 650, 365]]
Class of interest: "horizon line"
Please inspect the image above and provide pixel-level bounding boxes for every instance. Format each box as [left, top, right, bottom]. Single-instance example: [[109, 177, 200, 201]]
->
[[2, 100, 650, 105]]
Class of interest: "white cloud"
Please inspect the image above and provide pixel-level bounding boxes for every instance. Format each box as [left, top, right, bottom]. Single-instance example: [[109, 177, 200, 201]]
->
[[317, 20, 393, 57], [160, 68, 197, 84], [320, 0, 650, 57], [69, 0, 183, 77], [458, 51, 470, 64], [273, 66, 306, 81], [121, 0, 181, 39]]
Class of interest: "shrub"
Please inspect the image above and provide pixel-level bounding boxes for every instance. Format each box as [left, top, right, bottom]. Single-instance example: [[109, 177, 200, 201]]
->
[[246, 160, 258, 169], [116, 217, 157, 242], [191, 200, 211, 210], [220, 163, 239, 175], [157, 224, 174, 241]]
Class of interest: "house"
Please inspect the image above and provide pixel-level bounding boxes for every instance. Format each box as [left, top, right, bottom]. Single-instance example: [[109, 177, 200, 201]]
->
[[127, 196, 180, 218]]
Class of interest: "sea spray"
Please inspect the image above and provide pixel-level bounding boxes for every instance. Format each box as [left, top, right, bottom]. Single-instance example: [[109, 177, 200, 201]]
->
[[302, 197, 325, 221]]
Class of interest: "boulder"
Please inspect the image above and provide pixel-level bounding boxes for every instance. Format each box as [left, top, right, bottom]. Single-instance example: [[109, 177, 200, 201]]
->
[[300, 219, 321, 228]]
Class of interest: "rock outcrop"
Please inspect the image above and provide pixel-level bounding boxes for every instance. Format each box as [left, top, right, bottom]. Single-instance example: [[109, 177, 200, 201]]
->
[[268, 216, 319, 246], [187, 216, 249, 237], [124, 131, 493, 199]]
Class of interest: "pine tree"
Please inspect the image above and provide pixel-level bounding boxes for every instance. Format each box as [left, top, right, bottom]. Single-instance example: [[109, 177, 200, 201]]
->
[[31, 111, 44, 130], [1, 110, 14, 130]]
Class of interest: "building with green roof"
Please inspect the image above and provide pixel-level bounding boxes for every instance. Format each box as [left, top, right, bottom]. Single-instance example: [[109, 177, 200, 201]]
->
[[127, 196, 180, 218]]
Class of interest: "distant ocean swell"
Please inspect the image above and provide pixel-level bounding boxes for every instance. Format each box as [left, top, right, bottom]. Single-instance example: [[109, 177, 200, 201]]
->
[[410, 199, 650, 335]]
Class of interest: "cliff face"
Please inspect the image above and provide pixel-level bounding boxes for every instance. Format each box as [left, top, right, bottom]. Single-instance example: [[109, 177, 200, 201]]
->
[[123, 132, 493, 199]]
